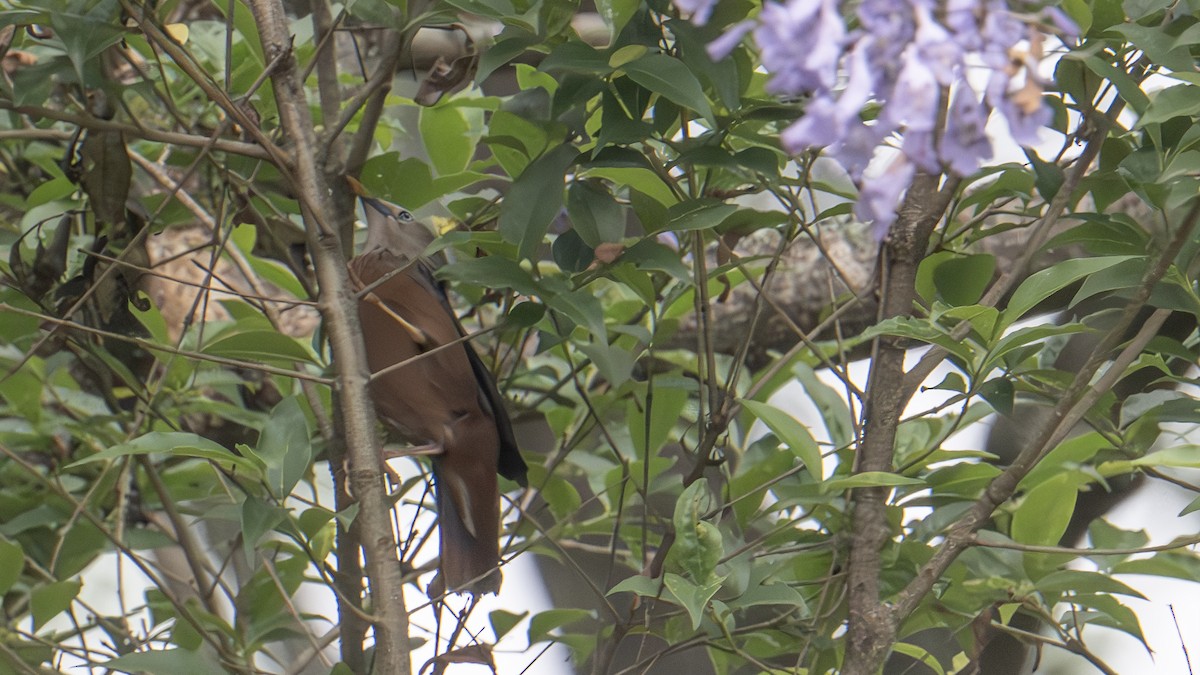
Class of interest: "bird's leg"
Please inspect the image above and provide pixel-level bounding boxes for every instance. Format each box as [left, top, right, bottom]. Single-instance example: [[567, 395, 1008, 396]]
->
[[381, 442, 444, 486], [382, 441, 444, 460]]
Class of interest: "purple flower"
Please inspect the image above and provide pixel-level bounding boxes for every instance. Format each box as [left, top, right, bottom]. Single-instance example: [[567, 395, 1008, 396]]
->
[[756, 0, 845, 95], [979, 2, 1024, 70], [674, 0, 718, 25], [781, 96, 841, 153], [674, 0, 1067, 237], [707, 20, 755, 60], [884, 48, 940, 132], [940, 85, 991, 176], [830, 121, 890, 181], [857, 155, 915, 238], [780, 42, 878, 157], [902, 128, 939, 173], [943, 0, 983, 50], [1042, 7, 1080, 39], [912, 3, 961, 85], [856, 0, 916, 66], [985, 69, 1049, 146]]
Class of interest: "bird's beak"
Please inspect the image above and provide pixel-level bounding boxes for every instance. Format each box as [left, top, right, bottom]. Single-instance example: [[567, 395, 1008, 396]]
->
[[358, 194, 393, 221]]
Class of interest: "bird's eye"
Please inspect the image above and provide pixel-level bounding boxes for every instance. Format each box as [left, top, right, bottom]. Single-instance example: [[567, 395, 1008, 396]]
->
[[397, 210, 414, 222]]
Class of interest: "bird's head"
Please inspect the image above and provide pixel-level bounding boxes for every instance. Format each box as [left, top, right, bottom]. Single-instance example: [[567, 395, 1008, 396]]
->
[[348, 178, 433, 259]]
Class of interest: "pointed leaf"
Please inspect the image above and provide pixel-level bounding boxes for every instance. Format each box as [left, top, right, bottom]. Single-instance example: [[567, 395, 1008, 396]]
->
[[32, 579, 81, 630], [740, 400, 822, 480], [498, 144, 578, 259], [622, 54, 714, 124]]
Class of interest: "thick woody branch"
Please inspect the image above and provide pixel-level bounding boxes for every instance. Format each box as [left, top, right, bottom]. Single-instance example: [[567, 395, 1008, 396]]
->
[[839, 173, 958, 675], [246, 2, 412, 673]]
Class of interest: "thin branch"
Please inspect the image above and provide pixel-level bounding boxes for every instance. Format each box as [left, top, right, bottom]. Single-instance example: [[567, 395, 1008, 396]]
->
[[0, 102, 270, 158]]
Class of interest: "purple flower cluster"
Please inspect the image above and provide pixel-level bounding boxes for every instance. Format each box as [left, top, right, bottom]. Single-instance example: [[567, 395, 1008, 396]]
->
[[689, 0, 1075, 236]]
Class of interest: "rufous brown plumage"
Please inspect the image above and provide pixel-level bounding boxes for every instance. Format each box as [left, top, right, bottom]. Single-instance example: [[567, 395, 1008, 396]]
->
[[348, 193, 527, 596]]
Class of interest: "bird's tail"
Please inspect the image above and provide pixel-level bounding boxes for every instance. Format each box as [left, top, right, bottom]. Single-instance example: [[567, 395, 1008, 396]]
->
[[428, 458, 502, 597]]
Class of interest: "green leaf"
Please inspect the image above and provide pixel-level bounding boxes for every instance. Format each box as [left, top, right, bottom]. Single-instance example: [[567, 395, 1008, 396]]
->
[[67, 432, 261, 478], [1108, 23, 1195, 72], [0, 538, 23, 594], [505, 301, 546, 328], [793, 363, 853, 450], [243, 397, 312, 499], [1137, 83, 1200, 127], [577, 341, 636, 387], [670, 481, 723, 582], [1129, 446, 1200, 469], [1065, 593, 1147, 646], [552, 229, 594, 273], [663, 572, 724, 629], [201, 330, 316, 365], [930, 254, 996, 306], [32, 579, 81, 630], [478, 29, 540, 80], [1011, 473, 1077, 546], [0, 366, 43, 425], [567, 179, 625, 246], [860, 316, 975, 362], [438, 255, 540, 296], [1035, 570, 1145, 598], [822, 473, 925, 492], [360, 155, 436, 210], [986, 322, 1087, 367], [977, 377, 1014, 416], [627, 384, 689, 457], [890, 643, 946, 675], [420, 104, 476, 175], [442, 0, 515, 18], [586, 167, 679, 208], [498, 144, 578, 259], [667, 201, 737, 232], [1069, 257, 1147, 308], [487, 110, 550, 176], [1003, 256, 1141, 326], [541, 41, 612, 74], [527, 608, 593, 644], [489, 609, 528, 640], [740, 400, 822, 481], [26, 176, 76, 209], [735, 578, 809, 610], [102, 647, 226, 674], [1025, 148, 1066, 201], [622, 54, 714, 124], [50, 12, 126, 86], [608, 574, 664, 597], [229, 224, 308, 300], [240, 497, 286, 565], [1061, 0, 1091, 34], [594, 0, 639, 41]]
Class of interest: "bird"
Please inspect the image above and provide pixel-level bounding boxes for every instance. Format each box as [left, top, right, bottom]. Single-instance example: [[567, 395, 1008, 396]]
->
[[347, 186, 528, 596]]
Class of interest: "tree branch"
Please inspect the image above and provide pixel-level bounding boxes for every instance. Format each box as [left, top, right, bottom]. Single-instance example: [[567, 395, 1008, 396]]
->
[[245, 3, 413, 673], [840, 173, 959, 675]]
